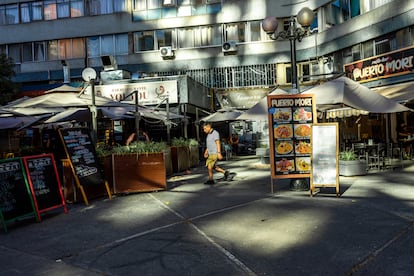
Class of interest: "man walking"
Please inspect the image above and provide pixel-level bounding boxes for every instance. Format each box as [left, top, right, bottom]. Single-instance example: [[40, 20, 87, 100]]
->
[[203, 122, 230, 184]]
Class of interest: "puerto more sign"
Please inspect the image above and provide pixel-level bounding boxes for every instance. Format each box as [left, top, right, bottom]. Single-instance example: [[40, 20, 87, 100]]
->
[[344, 45, 414, 82]]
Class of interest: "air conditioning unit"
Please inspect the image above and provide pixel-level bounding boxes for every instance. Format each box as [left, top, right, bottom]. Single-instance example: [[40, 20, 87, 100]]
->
[[222, 41, 237, 53], [162, 0, 176, 6], [160, 46, 174, 58]]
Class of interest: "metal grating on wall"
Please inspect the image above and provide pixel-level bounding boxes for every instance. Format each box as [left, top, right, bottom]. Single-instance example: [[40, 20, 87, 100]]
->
[[152, 64, 277, 89]]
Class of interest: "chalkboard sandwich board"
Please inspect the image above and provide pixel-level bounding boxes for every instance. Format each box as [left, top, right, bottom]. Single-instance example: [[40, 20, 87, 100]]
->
[[22, 154, 68, 221], [0, 158, 38, 233], [59, 128, 112, 205]]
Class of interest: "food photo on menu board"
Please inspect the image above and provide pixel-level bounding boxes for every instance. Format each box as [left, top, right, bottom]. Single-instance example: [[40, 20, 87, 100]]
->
[[274, 124, 293, 139], [273, 107, 292, 121], [293, 107, 312, 121], [294, 124, 312, 138], [276, 141, 294, 156], [295, 140, 312, 155], [296, 157, 311, 173], [276, 158, 294, 173]]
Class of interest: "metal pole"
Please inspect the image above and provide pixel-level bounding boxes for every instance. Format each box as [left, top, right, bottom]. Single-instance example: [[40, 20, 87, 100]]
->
[[135, 91, 140, 142], [289, 18, 299, 94], [166, 96, 170, 144], [90, 79, 98, 144]]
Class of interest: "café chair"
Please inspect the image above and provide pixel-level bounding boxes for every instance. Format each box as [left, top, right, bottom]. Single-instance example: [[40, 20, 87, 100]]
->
[[352, 143, 368, 162]]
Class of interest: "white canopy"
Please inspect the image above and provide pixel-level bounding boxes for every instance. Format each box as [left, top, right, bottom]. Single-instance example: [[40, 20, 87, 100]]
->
[[5, 92, 131, 110], [200, 108, 244, 123], [237, 88, 288, 121], [301, 77, 412, 113]]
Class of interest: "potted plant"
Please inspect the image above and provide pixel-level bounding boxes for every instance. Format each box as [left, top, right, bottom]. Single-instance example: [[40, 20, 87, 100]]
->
[[339, 149, 367, 176], [100, 141, 170, 194]]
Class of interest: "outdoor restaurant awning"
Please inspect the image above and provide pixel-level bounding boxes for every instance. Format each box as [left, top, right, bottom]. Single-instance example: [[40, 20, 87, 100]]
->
[[371, 81, 414, 104], [301, 77, 412, 113]]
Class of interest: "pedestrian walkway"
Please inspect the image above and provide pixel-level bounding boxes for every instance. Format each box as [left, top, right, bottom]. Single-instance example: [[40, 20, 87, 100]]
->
[[1, 156, 414, 275]]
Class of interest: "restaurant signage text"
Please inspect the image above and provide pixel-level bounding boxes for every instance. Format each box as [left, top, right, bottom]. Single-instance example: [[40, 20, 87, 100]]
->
[[344, 46, 414, 82], [88, 80, 178, 105]]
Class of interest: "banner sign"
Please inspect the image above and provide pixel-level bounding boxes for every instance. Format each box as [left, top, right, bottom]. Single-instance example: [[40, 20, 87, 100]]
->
[[344, 45, 414, 82], [92, 80, 178, 105]]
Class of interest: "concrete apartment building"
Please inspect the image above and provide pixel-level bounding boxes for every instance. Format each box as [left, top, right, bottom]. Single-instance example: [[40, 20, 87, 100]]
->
[[1, 0, 413, 142]]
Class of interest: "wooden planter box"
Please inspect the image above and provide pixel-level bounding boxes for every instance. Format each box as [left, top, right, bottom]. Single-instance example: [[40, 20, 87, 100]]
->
[[339, 160, 367, 176], [164, 148, 173, 176], [189, 146, 200, 167], [112, 153, 167, 194], [171, 146, 191, 173]]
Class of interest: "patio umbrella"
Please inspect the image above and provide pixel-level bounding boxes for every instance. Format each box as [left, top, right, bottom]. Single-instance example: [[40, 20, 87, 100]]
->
[[45, 84, 82, 93], [43, 107, 135, 123], [200, 108, 244, 123], [237, 87, 288, 121], [301, 76, 411, 113], [5, 92, 131, 109], [0, 114, 47, 129]]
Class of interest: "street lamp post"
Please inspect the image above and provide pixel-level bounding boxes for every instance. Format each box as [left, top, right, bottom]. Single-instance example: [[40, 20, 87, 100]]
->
[[262, 7, 314, 93], [262, 8, 314, 191]]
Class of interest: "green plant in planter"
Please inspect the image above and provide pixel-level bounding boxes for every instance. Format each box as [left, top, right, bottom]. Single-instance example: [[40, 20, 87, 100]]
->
[[171, 137, 188, 147], [171, 137, 199, 147], [188, 138, 199, 146], [339, 150, 358, 161], [97, 141, 169, 156]]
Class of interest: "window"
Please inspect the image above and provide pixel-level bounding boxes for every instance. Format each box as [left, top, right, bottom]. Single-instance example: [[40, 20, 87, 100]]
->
[[71, 0, 84, 17], [34, 42, 46, 61], [8, 44, 22, 63], [44, 0, 57, 20], [156, 29, 175, 48], [48, 40, 59, 60], [21, 1, 43, 22], [249, 21, 263, 42], [22, 43, 33, 62], [57, 0, 70, 18], [362, 41, 373, 58], [88, 0, 113, 15], [224, 23, 246, 42], [134, 0, 147, 10], [374, 35, 395, 55], [195, 25, 221, 47], [5, 4, 19, 24], [21, 3, 32, 23], [48, 38, 85, 60], [178, 28, 194, 48], [134, 31, 155, 51], [72, 38, 86, 57], [33, 2, 44, 20]]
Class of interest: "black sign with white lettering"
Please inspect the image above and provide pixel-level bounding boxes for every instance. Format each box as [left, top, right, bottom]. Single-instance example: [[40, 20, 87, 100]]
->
[[22, 154, 66, 213], [0, 158, 35, 223], [59, 128, 104, 187]]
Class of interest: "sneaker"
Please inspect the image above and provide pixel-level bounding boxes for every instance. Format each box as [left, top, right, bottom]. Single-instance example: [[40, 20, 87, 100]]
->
[[204, 180, 215, 185], [224, 170, 230, 180]]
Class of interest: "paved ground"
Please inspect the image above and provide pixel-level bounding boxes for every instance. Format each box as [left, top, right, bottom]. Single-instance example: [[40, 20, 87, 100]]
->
[[1, 156, 414, 276]]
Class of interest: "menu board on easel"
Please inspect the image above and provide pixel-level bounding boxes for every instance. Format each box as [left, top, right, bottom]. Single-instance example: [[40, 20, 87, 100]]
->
[[22, 154, 68, 221], [59, 128, 112, 205], [310, 123, 339, 197], [267, 94, 316, 180], [0, 158, 38, 232]]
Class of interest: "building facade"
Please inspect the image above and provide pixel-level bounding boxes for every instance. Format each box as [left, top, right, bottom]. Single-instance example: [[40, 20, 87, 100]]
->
[[1, 0, 413, 143]]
